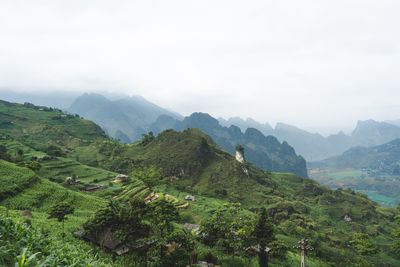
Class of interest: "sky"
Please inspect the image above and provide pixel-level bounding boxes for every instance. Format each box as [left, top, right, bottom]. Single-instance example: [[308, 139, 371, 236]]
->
[[1, 0, 400, 135]]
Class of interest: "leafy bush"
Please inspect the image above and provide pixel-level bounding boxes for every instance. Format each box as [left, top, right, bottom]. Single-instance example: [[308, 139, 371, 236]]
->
[[0, 216, 111, 266]]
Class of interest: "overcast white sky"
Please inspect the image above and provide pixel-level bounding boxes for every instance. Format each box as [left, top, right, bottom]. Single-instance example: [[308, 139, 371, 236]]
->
[[1, 0, 400, 134]]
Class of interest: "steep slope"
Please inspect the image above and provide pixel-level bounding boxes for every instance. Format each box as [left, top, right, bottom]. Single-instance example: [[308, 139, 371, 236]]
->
[[0, 100, 106, 151], [386, 119, 400, 127], [0, 159, 106, 213], [151, 113, 307, 177], [68, 93, 181, 142], [351, 120, 400, 147]]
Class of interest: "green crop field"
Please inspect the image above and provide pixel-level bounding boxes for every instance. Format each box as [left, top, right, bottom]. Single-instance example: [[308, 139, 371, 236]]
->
[[38, 157, 117, 185], [0, 160, 38, 200], [310, 168, 400, 207]]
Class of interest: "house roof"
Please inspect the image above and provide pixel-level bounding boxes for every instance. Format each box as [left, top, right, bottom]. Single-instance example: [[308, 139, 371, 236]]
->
[[183, 223, 200, 231]]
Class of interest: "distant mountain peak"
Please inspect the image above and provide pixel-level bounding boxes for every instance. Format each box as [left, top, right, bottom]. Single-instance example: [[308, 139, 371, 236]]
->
[[68, 93, 182, 142]]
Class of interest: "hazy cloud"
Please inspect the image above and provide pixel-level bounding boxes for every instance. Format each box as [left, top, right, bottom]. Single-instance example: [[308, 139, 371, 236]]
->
[[1, 0, 400, 134]]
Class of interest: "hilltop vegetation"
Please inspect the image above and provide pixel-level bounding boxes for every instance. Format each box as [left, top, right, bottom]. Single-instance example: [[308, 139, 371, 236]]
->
[[150, 112, 307, 177], [0, 99, 399, 266]]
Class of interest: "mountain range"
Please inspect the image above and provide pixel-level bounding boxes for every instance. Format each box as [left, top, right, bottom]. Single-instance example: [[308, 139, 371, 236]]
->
[[220, 117, 400, 161], [3, 90, 400, 177], [67, 93, 181, 143], [24, 93, 303, 177]]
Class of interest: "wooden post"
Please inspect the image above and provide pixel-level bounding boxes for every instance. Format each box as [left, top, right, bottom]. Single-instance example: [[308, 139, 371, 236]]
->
[[295, 238, 313, 267]]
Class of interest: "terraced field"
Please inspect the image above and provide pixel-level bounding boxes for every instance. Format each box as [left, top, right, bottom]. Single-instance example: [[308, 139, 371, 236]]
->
[[0, 138, 46, 159], [38, 157, 117, 186], [116, 179, 150, 201], [0, 160, 38, 200]]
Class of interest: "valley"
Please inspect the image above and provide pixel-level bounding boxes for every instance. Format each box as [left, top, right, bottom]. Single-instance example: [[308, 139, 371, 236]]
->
[[0, 99, 399, 266]]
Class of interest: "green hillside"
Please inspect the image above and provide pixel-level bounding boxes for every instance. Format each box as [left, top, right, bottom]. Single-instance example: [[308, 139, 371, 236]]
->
[[0, 100, 106, 151], [69, 128, 400, 266], [0, 160, 38, 200], [150, 112, 308, 177], [0, 100, 399, 266]]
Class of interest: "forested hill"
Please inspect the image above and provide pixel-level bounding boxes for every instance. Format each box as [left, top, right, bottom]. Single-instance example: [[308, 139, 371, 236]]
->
[[150, 112, 308, 177]]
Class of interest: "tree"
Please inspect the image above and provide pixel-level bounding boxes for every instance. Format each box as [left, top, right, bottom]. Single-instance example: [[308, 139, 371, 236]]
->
[[0, 145, 11, 161], [350, 233, 378, 256], [201, 203, 256, 258], [45, 144, 65, 157], [253, 207, 275, 267], [15, 148, 24, 162], [145, 199, 180, 265], [48, 202, 74, 243], [161, 229, 196, 267], [149, 199, 179, 238], [131, 166, 162, 189], [141, 132, 155, 145]]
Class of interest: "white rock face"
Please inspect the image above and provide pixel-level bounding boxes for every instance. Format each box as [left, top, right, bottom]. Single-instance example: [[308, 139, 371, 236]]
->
[[235, 150, 245, 163]]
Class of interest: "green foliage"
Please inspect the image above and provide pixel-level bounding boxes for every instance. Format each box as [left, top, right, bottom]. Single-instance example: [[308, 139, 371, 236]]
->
[[201, 203, 256, 256], [48, 201, 75, 242], [0, 160, 38, 201], [131, 165, 162, 188], [116, 179, 150, 202], [0, 216, 111, 266], [350, 233, 379, 256], [141, 131, 155, 145], [44, 144, 65, 157], [2, 178, 105, 214], [159, 229, 196, 267], [84, 199, 150, 244], [0, 144, 11, 161], [254, 207, 276, 267], [48, 201, 74, 222], [149, 198, 180, 237], [37, 156, 117, 186]]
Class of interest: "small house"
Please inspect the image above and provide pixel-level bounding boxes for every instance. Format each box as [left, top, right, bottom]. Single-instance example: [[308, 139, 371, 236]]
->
[[196, 261, 216, 267], [185, 194, 195, 201], [21, 210, 32, 219], [344, 214, 352, 222], [85, 184, 102, 192], [183, 223, 201, 235], [144, 192, 160, 204], [112, 174, 129, 183]]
